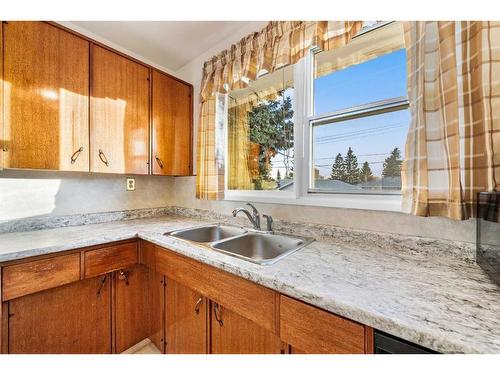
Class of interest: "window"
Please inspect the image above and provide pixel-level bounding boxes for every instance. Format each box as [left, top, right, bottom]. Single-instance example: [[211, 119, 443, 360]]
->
[[310, 22, 408, 194], [225, 21, 409, 210], [226, 65, 294, 191]]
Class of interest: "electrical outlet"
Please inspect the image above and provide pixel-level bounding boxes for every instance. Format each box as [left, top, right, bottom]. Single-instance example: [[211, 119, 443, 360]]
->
[[126, 177, 135, 191]]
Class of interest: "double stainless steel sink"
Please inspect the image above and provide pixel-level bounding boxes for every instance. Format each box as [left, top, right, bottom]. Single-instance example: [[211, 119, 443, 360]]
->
[[165, 224, 313, 265]]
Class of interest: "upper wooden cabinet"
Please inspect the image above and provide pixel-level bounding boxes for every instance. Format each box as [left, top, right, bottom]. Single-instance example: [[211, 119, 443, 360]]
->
[[152, 70, 192, 176], [91, 45, 149, 174], [2, 21, 90, 171]]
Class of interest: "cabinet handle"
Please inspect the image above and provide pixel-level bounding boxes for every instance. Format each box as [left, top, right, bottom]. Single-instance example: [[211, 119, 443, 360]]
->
[[98, 149, 109, 166], [213, 302, 224, 326], [155, 156, 164, 169], [70, 146, 84, 164], [96, 275, 107, 296], [118, 269, 129, 285], [194, 297, 203, 315]]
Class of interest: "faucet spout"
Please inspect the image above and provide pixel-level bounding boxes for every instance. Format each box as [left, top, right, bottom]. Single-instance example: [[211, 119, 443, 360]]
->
[[232, 205, 261, 230]]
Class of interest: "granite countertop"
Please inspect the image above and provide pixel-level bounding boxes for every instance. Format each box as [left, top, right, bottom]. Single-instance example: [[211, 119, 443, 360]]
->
[[0, 215, 499, 354]]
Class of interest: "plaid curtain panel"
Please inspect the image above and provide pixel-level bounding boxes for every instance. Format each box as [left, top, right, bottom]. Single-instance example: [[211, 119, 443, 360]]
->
[[196, 21, 363, 199], [402, 21, 500, 219]]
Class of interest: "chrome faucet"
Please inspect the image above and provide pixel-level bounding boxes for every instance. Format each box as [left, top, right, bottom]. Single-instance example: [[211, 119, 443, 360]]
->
[[232, 203, 273, 232]]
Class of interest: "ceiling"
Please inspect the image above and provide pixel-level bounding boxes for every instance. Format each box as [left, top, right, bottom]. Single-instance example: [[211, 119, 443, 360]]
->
[[69, 21, 265, 71]]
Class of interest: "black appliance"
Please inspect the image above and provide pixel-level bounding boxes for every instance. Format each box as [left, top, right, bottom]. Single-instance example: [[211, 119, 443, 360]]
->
[[374, 331, 436, 354], [477, 192, 500, 285]]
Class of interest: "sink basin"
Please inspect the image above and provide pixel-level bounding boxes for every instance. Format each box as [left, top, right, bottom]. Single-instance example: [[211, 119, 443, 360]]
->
[[212, 232, 313, 265], [166, 224, 246, 243]]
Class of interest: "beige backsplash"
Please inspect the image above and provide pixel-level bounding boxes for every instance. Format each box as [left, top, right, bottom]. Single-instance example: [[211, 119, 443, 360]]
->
[[0, 170, 476, 244]]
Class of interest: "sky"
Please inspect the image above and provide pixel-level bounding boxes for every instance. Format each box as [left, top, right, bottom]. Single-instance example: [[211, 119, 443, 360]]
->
[[312, 49, 409, 178]]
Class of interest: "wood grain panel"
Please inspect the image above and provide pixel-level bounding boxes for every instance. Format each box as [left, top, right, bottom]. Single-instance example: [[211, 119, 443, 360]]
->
[[3, 21, 90, 171], [90, 44, 149, 174], [152, 70, 192, 176], [8, 276, 111, 353], [165, 278, 207, 354], [155, 246, 278, 333], [210, 302, 285, 354], [2, 253, 80, 301], [280, 295, 366, 354], [114, 265, 151, 353], [84, 242, 138, 279]]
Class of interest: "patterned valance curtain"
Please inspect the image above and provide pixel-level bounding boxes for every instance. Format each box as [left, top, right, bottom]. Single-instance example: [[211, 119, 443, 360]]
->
[[402, 21, 500, 219], [196, 21, 363, 199]]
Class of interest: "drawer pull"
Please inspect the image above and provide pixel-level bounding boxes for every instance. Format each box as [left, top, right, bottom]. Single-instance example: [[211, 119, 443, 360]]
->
[[194, 297, 203, 315], [96, 275, 107, 296], [70, 146, 84, 164], [155, 156, 164, 169], [98, 149, 109, 166], [214, 302, 224, 326], [118, 269, 129, 285]]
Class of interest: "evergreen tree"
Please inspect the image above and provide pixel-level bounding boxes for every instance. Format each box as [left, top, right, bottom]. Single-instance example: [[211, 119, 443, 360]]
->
[[330, 153, 346, 181], [344, 147, 360, 184], [276, 170, 281, 181], [382, 147, 403, 177], [360, 161, 373, 182], [247, 91, 294, 184]]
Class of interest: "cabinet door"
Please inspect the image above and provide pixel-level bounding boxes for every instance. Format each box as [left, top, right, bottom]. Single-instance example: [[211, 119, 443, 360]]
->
[[114, 265, 151, 353], [165, 278, 207, 354], [152, 70, 192, 176], [210, 302, 285, 354], [91, 45, 149, 174], [3, 21, 90, 171], [8, 276, 111, 353]]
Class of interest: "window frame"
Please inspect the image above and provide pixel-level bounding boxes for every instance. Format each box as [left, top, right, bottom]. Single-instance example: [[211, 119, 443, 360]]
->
[[224, 22, 409, 212]]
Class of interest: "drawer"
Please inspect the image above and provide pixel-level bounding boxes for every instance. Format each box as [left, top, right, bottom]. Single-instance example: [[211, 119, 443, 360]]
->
[[280, 295, 366, 353], [84, 242, 138, 278], [2, 253, 81, 301], [155, 246, 278, 333]]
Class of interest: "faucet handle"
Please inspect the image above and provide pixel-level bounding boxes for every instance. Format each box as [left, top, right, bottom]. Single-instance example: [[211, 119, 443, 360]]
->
[[262, 214, 273, 232], [245, 203, 259, 216]]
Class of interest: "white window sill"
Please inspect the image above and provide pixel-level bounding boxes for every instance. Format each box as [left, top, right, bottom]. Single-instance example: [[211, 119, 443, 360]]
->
[[224, 191, 403, 212]]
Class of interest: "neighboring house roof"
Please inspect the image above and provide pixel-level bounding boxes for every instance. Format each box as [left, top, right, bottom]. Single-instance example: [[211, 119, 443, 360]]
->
[[278, 179, 362, 191], [359, 176, 401, 189], [277, 176, 402, 191]]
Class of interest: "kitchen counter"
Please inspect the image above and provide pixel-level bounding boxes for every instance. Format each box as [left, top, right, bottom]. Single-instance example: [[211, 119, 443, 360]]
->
[[0, 214, 499, 353]]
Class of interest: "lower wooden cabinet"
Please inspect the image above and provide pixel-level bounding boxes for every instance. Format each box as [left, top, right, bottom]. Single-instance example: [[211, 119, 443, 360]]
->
[[114, 264, 151, 353], [165, 278, 207, 354], [210, 302, 285, 354], [7, 276, 111, 354], [0, 241, 376, 354]]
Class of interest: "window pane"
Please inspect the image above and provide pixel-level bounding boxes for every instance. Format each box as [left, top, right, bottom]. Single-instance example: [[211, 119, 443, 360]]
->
[[314, 48, 407, 115], [311, 109, 410, 193], [227, 65, 294, 191]]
